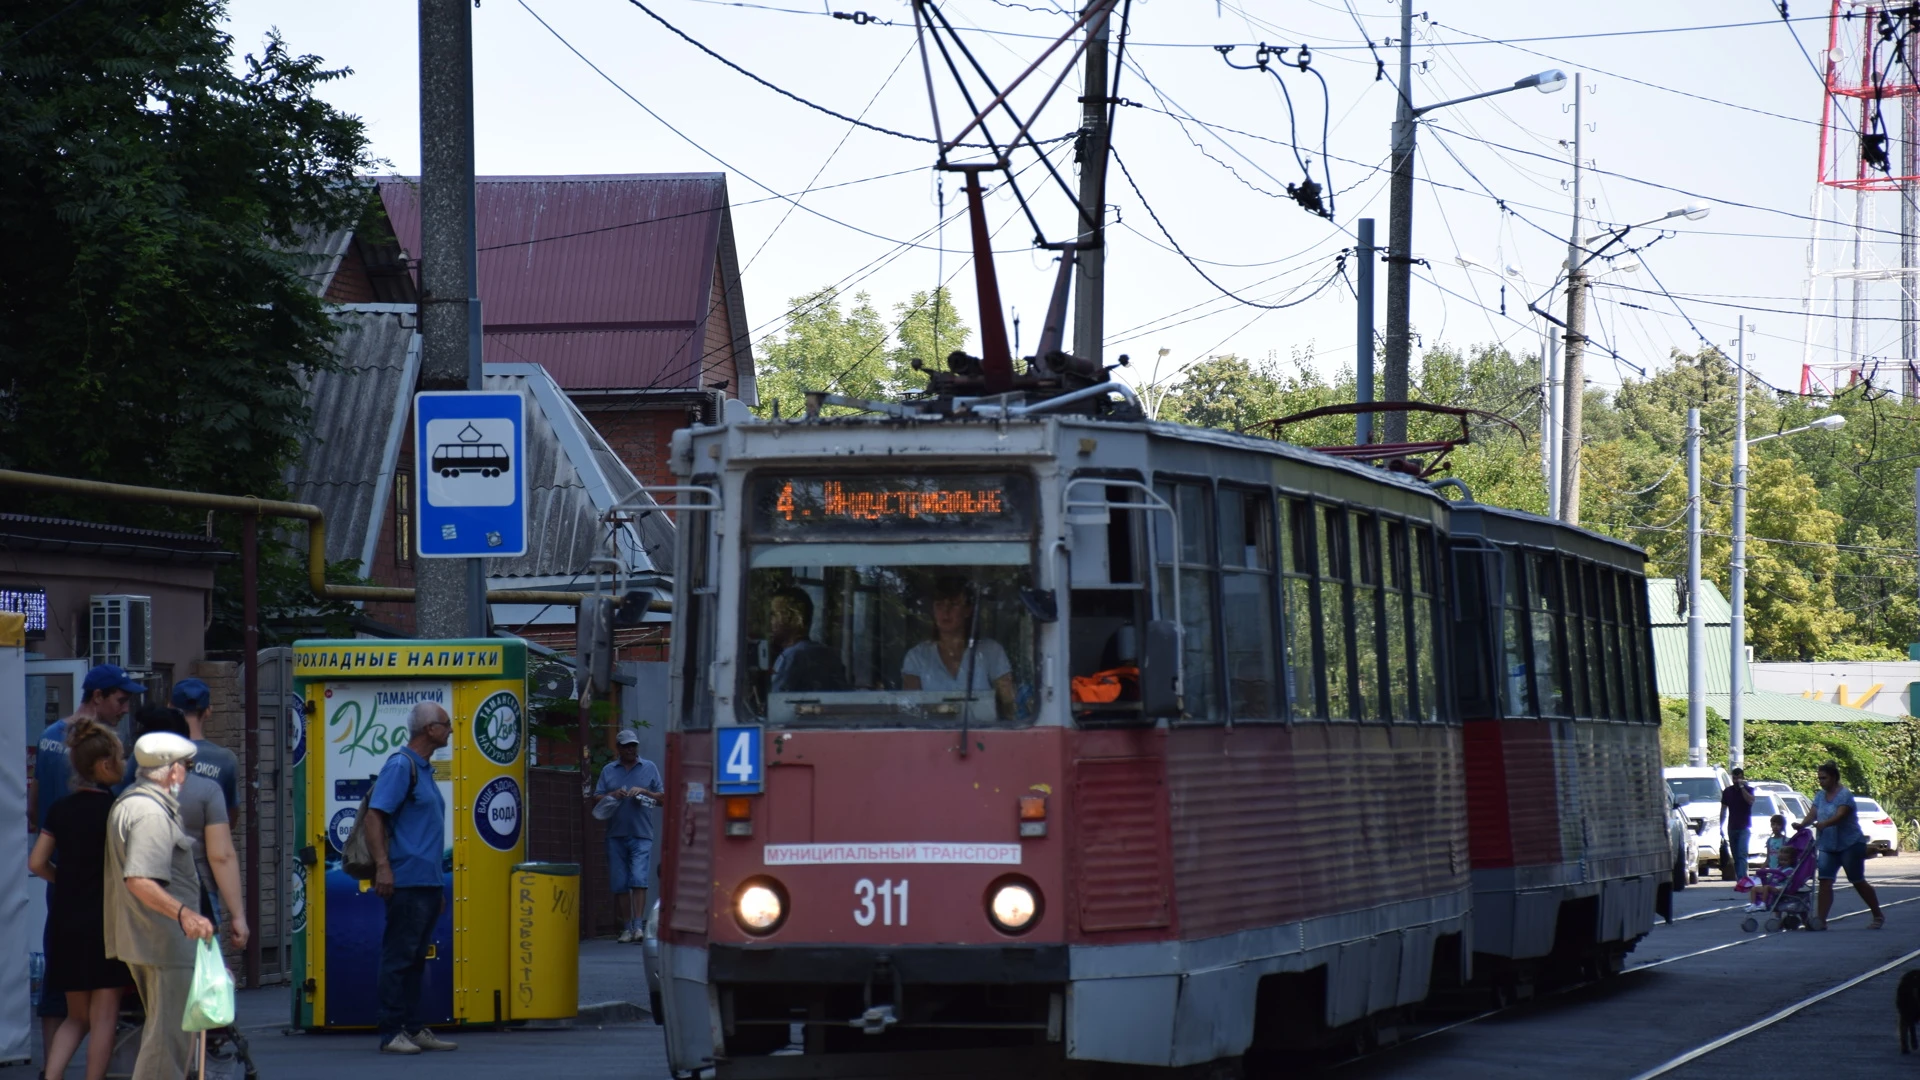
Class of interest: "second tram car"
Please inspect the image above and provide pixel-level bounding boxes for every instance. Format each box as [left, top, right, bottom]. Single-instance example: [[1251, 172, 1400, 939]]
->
[[653, 402, 1671, 1075], [1448, 504, 1670, 985]]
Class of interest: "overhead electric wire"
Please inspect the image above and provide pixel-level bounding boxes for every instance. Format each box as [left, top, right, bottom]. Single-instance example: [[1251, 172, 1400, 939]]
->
[[617, 0, 1064, 148], [518, 0, 1016, 254], [1112, 147, 1349, 311], [1427, 18, 1824, 131]]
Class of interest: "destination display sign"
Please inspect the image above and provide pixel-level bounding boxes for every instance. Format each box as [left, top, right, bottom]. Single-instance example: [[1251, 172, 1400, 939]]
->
[[750, 474, 1033, 537]]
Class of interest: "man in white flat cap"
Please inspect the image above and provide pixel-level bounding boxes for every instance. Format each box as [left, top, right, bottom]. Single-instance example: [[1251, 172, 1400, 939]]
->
[[105, 731, 216, 1080]]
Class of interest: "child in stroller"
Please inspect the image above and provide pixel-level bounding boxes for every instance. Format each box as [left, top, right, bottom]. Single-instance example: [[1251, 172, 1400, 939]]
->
[[1741, 820, 1817, 933]]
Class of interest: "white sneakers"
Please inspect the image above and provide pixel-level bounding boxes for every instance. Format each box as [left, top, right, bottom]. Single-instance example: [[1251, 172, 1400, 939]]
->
[[380, 1033, 421, 1055], [381, 1028, 458, 1054], [618, 927, 635, 943], [410, 1029, 458, 1051]]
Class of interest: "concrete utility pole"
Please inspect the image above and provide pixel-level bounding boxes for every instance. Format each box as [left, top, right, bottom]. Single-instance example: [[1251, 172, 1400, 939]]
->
[[1686, 407, 1706, 767], [1728, 324, 1748, 770], [1905, 62, 1918, 392], [1543, 296, 1562, 517], [1560, 76, 1588, 525], [417, 0, 486, 639], [1071, 0, 1110, 367], [1355, 218, 1376, 444], [1381, 0, 1416, 446]]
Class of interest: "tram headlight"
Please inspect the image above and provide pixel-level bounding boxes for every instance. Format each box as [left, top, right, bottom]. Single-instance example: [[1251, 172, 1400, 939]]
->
[[733, 876, 788, 935], [987, 877, 1042, 935]]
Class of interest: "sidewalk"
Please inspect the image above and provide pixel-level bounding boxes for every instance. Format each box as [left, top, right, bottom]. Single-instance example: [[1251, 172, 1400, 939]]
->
[[235, 935, 653, 1032], [3, 937, 666, 1080]]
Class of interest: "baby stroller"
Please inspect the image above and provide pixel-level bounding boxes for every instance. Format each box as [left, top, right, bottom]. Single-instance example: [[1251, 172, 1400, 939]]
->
[[1739, 827, 1818, 933]]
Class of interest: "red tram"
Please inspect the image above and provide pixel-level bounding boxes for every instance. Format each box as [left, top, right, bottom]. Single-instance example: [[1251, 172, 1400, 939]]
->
[[650, 403, 1670, 1077], [1448, 503, 1670, 986]]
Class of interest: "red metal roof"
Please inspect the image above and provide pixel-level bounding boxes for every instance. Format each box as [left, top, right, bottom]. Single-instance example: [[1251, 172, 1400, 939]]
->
[[379, 174, 734, 390]]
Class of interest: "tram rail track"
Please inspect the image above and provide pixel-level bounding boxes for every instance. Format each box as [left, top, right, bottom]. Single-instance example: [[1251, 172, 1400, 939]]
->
[[1319, 886, 1920, 1075]]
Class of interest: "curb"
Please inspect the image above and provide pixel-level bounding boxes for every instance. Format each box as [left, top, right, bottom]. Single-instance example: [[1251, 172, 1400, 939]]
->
[[574, 999, 650, 1026]]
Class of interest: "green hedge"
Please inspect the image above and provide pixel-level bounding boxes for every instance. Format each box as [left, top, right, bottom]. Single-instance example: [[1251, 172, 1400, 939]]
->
[[1659, 697, 1920, 846]]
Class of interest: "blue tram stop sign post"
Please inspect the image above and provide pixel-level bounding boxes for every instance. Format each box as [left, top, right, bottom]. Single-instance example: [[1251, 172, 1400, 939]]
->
[[414, 391, 528, 558]]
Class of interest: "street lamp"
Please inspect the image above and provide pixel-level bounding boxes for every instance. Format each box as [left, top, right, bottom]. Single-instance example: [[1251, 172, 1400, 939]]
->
[[1557, 201, 1712, 523], [1725, 397, 1844, 769], [1378, 4, 1565, 445]]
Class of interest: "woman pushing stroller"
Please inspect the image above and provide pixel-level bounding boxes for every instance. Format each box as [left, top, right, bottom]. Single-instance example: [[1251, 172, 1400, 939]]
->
[[1797, 761, 1887, 931]]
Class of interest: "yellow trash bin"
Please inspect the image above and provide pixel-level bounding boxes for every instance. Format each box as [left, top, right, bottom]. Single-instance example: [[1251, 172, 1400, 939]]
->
[[509, 862, 579, 1020]]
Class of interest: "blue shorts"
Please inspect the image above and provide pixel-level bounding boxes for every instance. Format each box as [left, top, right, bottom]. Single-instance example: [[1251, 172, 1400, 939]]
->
[[1817, 841, 1868, 882], [607, 836, 653, 894]]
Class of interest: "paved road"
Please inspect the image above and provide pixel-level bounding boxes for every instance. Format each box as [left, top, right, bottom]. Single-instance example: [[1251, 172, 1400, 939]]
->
[[1327, 855, 1920, 1079]]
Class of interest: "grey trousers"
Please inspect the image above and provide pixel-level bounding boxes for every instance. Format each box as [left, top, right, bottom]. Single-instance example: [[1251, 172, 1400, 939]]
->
[[128, 963, 194, 1080]]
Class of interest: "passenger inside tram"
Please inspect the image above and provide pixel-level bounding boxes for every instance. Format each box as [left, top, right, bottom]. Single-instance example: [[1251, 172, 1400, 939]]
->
[[766, 586, 849, 693], [899, 576, 1017, 718], [743, 563, 1033, 725]]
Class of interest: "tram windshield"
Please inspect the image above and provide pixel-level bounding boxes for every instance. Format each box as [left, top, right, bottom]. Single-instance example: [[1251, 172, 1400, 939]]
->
[[741, 472, 1038, 727]]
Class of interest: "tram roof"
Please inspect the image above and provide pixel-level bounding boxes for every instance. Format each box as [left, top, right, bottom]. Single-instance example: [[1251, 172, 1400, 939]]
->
[[1447, 500, 1648, 566]]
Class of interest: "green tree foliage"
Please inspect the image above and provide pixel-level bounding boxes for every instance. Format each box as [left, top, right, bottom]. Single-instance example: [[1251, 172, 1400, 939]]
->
[[753, 286, 973, 418], [0, 1, 375, 497], [0, 0, 377, 646], [890, 287, 970, 374]]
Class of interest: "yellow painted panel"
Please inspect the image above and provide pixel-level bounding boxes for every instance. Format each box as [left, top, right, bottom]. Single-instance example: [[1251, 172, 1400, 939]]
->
[[449, 678, 527, 1023], [295, 643, 508, 678]]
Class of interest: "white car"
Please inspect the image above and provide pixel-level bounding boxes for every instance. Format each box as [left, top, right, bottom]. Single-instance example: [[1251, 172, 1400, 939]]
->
[[1855, 797, 1901, 856], [1664, 766, 1732, 875]]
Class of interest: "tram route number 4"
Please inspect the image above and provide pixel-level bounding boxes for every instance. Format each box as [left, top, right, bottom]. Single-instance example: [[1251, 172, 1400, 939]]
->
[[854, 879, 907, 927], [715, 725, 763, 795]]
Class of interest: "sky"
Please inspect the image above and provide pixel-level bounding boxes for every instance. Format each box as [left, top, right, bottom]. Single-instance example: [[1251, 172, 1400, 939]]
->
[[218, 0, 1899, 404]]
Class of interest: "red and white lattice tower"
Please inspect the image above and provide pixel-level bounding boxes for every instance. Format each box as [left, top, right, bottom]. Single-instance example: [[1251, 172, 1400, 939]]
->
[[1807, 1, 1920, 397]]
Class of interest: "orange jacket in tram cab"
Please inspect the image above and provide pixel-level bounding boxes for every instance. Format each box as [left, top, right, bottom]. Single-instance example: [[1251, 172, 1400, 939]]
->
[[1071, 666, 1140, 703]]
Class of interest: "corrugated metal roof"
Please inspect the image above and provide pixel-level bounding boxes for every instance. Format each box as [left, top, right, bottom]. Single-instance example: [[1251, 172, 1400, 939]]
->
[[286, 224, 355, 298], [288, 327, 672, 586], [1647, 577, 1731, 627], [480, 365, 674, 580], [1700, 691, 1905, 723], [379, 175, 745, 391], [286, 309, 419, 571], [1646, 578, 1901, 719]]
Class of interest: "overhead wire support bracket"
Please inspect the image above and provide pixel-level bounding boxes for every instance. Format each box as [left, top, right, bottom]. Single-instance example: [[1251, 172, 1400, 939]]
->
[[1212, 42, 1336, 219]]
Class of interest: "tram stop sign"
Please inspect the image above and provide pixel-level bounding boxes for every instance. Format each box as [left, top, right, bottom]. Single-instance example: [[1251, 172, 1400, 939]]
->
[[414, 391, 528, 558]]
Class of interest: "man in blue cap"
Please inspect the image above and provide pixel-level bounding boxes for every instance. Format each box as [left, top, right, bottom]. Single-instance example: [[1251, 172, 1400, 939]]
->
[[171, 679, 239, 816], [33, 663, 141, 1057]]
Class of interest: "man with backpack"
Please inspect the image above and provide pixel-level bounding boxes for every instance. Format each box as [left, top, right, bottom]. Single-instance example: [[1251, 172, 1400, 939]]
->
[[360, 702, 457, 1055]]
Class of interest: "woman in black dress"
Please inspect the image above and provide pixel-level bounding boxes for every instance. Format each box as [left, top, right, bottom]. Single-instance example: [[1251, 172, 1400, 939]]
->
[[28, 718, 130, 1080]]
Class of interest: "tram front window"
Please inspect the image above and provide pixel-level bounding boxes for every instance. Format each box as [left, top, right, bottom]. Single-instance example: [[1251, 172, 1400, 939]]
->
[[743, 472, 1038, 727], [743, 557, 1034, 725]]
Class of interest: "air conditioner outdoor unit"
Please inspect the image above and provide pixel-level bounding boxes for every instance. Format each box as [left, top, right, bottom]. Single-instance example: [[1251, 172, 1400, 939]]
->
[[90, 594, 153, 673]]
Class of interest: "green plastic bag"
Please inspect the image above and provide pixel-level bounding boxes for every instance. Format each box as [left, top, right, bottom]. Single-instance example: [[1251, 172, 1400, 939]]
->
[[182, 938, 234, 1032]]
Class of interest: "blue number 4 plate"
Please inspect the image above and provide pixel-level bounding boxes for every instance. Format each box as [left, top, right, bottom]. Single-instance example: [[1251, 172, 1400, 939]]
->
[[714, 726, 763, 795]]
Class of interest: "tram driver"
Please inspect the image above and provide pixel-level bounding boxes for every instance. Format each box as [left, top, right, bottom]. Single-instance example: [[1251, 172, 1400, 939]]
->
[[901, 576, 1016, 719], [767, 586, 849, 693]]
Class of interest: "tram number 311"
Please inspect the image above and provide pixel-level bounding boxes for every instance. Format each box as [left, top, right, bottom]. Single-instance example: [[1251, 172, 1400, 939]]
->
[[853, 878, 909, 927]]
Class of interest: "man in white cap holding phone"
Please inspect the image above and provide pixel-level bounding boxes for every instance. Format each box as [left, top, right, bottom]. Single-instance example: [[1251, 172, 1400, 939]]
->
[[588, 728, 662, 943], [105, 731, 216, 1080]]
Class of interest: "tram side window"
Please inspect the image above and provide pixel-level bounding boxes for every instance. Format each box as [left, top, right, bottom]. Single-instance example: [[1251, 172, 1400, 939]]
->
[[1383, 522, 1411, 721], [1499, 547, 1531, 718], [678, 497, 715, 731], [1281, 499, 1321, 719], [1558, 557, 1589, 718], [1411, 525, 1440, 722], [1578, 562, 1609, 719], [1629, 575, 1655, 722], [1219, 489, 1279, 720], [1319, 507, 1354, 720], [1069, 484, 1149, 721], [1350, 514, 1385, 721], [1595, 566, 1624, 720], [1530, 552, 1570, 717], [1154, 481, 1217, 722]]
